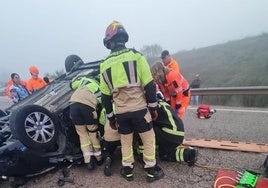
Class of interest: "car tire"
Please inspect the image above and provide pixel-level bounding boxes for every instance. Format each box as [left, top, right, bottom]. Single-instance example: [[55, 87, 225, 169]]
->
[[65, 55, 84, 72], [9, 105, 60, 150]]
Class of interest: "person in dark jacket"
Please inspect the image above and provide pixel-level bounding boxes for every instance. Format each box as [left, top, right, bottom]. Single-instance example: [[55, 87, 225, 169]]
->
[[136, 99, 197, 166], [190, 74, 201, 105]]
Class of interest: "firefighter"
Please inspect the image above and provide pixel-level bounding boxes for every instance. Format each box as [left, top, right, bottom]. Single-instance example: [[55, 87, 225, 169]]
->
[[69, 77, 102, 170], [101, 98, 197, 177], [137, 99, 197, 166], [151, 62, 190, 119], [99, 21, 164, 182], [102, 117, 121, 177]]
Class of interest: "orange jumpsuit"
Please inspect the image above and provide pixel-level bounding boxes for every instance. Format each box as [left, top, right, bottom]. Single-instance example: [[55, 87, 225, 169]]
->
[[159, 70, 190, 118], [27, 77, 46, 93], [166, 58, 180, 73]]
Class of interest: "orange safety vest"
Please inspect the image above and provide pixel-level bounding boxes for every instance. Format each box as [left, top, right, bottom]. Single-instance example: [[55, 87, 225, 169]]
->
[[27, 77, 46, 93], [166, 58, 180, 73]]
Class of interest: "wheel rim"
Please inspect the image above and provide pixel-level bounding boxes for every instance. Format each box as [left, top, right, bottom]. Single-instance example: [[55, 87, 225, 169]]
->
[[24, 112, 55, 143]]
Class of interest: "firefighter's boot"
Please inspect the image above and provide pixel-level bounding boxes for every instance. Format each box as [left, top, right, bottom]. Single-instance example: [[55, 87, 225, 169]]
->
[[103, 156, 112, 176], [145, 165, 164, 183], [185, 147, 197, 166], [176, 146, 197, 166], [120, 166, 134, 181], [86, 156, 95, 170]]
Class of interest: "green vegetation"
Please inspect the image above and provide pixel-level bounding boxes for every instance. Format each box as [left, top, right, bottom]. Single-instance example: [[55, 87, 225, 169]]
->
[[177, 33, 268, 88]]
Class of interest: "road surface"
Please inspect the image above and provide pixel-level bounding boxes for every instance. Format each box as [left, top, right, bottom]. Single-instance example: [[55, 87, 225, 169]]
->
[[0, 97, 268, 188]]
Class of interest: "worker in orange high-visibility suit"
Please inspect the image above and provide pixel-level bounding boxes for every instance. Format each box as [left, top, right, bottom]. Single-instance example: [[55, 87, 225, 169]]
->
[[151, 62, 190, 118], [27, 65, 46, 93], [160, 50, 180, 73]]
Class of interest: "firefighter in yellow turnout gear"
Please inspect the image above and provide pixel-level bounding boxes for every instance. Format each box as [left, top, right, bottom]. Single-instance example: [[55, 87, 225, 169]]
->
[[69, 77, 102, 170], [100, 21, 164, 182]]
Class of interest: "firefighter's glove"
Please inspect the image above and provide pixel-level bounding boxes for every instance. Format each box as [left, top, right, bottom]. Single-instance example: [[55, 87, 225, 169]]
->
[[175, 104, 182, 109], [150, 110, 158, 121], [166, 100, 171, 105], [109, 119, 118, 130], [174, 104, 181, 115], [156, 91, 164, 100], [183, 89, 189, 96]]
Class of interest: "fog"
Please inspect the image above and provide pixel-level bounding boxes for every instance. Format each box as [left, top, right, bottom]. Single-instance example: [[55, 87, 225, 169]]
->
[[1, 0, 268, 83]]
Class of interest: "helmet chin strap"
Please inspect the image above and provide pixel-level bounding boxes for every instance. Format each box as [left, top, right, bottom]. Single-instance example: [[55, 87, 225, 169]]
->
[[110, 41, 126, 51], [105, 42, 112, 50]]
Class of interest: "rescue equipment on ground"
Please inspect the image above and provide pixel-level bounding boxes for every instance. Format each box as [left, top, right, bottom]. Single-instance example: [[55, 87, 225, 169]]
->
[[214, 169, 268, 188], [197, 104, 216, 119]]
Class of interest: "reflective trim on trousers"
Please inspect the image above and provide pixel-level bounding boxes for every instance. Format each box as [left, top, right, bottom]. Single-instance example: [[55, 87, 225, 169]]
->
[[144, 161, 156, 168], [176, 148, 184, 162], [83, 151, 94, 157], [93, 151, 102, 156]]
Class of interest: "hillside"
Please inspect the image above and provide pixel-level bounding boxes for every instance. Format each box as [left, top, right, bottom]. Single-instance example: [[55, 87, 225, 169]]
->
[[173, 33, 268, 107], [176, 33, 268, 87]]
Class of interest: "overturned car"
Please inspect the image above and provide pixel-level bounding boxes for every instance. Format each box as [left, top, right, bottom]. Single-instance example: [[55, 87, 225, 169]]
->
[[0, 55, 101, 179]]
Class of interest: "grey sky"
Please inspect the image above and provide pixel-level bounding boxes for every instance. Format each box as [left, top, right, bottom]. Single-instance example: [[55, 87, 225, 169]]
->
[[1, 0, 268, 82]]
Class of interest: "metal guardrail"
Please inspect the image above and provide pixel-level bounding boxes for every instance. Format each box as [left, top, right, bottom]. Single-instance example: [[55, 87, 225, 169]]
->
[[190, 86, 268, 96], [2, 86, 268, 97]]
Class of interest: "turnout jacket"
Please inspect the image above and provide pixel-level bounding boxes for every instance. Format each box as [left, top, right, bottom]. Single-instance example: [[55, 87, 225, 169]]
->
[[69, 77, 101, 110], [100, 48, 157, 119], [154, 100, 185, 144]]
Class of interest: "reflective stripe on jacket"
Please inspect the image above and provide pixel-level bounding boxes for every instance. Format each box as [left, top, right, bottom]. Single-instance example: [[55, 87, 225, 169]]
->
[[100, 48, 154, 114], [163, 70, 189, 106], [154, 100, 184, 144]]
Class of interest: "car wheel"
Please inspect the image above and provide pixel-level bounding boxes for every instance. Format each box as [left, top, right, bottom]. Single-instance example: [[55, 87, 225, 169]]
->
[[9, 105, 60, 150], [65, 55, 84, 72]]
